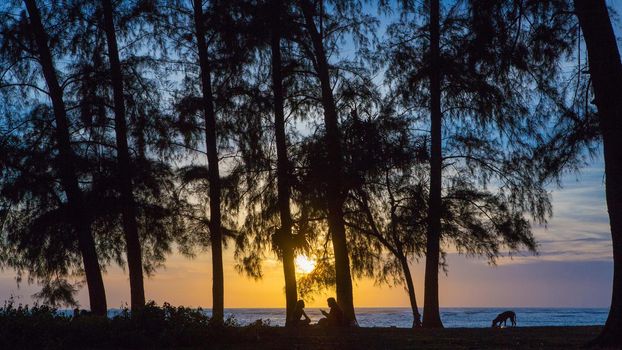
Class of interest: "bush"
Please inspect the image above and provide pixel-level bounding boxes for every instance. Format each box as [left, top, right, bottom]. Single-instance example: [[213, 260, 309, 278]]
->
[[0, 299, 245, 349]]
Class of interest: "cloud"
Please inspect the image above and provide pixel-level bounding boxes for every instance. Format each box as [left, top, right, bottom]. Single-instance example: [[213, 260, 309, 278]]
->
[[523, 159, 613, 263]]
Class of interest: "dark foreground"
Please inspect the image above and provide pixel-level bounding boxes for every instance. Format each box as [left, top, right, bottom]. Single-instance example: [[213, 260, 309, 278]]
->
[[2, 324, 612, 349], [0, 304, 612, 349], [209, 326, 608, 350], [243, 326, 607, 350]]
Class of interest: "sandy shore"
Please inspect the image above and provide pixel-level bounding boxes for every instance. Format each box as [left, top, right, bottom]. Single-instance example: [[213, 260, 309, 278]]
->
[[216, 326, 605, 349]]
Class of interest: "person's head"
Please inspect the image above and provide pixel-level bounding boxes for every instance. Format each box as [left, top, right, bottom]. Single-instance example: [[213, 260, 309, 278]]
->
[[327, 297, 337, 308], [297, 300, 305, 309]]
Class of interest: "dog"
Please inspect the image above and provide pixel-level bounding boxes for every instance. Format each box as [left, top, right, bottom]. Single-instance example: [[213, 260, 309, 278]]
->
[[491, 310, 516, 328]]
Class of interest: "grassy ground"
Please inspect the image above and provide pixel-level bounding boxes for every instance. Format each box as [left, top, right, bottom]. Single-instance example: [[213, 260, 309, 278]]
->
[[214, 326, 606, 350]]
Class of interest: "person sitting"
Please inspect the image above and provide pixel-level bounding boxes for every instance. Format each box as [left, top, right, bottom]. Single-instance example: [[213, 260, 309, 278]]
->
[[317, 297, 345, 327], [291, 299, 311, 327]]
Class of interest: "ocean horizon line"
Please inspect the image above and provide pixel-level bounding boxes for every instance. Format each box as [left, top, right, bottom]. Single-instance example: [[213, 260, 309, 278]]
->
[[90, 306, 609, 310]]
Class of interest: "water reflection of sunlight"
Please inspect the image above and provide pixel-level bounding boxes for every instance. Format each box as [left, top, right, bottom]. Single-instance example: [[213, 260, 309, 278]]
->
[[295, 255, 316, 274]]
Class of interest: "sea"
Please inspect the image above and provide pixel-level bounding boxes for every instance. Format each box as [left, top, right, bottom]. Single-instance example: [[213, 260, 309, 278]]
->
[[102, 307, 608, 328]]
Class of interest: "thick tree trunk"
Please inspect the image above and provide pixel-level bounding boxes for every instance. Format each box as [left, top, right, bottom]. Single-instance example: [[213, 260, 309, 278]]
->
[[300, 0, 356, 325], [24, 0, 107, 316], [192, 0, 224, 324], [423, 0, 444, 328], [102, 0, 146, 312], [270, 0, 298, 327], [575, 0, 622, 346], [400, 257, 422, 328]]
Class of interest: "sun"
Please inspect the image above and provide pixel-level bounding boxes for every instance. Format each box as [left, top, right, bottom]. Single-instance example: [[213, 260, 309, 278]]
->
[[295, 255, 316, 274]]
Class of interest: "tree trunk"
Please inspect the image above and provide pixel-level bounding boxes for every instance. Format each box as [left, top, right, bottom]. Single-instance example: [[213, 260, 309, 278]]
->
[[192, 0, 224, 324], [270, 0, 298, 327], [423, 0, 444, 328], [575, 0, 622, 346], [300, 0, 356, 325], [24, 0, 107, 316], [102, 0, 146, 312], [400, 257, 422, 328]]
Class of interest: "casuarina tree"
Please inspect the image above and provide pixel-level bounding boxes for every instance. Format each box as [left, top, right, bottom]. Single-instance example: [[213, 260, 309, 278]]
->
[[1, 0, 109, 315], [574, 0, 622, 346]]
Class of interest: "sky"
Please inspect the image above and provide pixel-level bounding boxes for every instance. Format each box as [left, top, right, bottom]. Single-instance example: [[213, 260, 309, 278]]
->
[[0, 1, 621, 310], [0, 158, 614, 309]]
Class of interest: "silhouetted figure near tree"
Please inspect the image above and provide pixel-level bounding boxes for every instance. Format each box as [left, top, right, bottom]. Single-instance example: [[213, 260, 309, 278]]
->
[[318, 297, 345, 328], [292, 300, 311, 327]]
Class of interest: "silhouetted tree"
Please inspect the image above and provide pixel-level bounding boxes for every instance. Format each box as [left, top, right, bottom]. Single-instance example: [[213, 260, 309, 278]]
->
[[1, 0, 185, 312], [269, 0, 299, 326], [68, 0, 189, 287], [198, 0, 329, 324], [382, 0, 575, 327], [228, 0, 376, 325], [101, 0, 146, 311], [192, 0, 225, 324], [332, 89, 537, 328], [340, 101, 426, 328], [160, 0, 260, 324], [423, 0, 443, 328], [574, 0, 622, 346], [1, 0, 109, 315], [296, 0, 377, 325]]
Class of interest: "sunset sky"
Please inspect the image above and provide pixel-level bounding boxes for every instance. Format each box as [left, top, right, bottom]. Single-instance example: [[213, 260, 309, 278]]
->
[[0, 157, 614, 308], [1, 1, 620, 311]]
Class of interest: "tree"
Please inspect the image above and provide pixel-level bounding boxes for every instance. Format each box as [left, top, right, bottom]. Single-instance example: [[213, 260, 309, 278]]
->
[[340, 102, 427, 328], [574, 0, 622, 346], [382, 0, 573, 327], [298, 0, 356, 324], [191, 0, 225, 324], [269, 0, 299, 326], [162, 0, 256, 324], [18, 0, 107, 315], [101, 0, 146, 311], [423, 0, 443, 328], [333, 89, 538, 328], [2, 0, 185, 313]]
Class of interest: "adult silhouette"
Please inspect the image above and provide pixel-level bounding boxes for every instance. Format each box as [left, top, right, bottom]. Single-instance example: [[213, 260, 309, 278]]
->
[[292, 300, 311, 327], [318, 297, 345, 327]]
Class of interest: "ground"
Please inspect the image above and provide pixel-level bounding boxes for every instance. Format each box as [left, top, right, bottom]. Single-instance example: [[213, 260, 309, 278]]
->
[[209, 326, 609, 350]]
